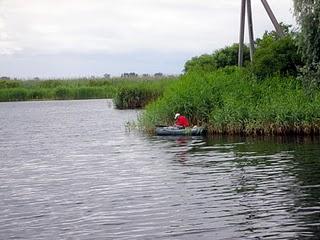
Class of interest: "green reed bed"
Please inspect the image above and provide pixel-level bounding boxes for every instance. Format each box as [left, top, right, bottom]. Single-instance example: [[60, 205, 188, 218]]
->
[[113, 79, 175, 109], [0, 86, 115, 101], [0, 78, 115, 101], [139, 68, 320, 135], [0, 77, 176, 104]]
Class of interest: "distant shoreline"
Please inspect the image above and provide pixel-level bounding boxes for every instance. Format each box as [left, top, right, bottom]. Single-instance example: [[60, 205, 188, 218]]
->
[[0, 77, 177, 106]]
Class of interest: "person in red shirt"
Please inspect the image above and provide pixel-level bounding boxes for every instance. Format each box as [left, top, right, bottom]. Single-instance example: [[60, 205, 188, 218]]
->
[[174, 113, 190, 128]]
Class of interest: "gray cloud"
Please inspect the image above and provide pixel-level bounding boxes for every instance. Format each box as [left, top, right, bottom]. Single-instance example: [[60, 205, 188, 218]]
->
[[0, 0, 296, 77]]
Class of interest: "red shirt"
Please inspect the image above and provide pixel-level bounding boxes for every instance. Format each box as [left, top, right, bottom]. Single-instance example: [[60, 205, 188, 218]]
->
[[175, 115, 190, 127]]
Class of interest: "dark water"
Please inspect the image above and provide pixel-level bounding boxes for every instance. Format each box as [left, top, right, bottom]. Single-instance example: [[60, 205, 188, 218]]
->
[[0, 100, 319, 240]]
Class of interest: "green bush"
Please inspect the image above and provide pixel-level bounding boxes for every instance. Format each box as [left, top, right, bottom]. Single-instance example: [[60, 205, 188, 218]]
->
[[184, 44, 250, 73], [251, 33, 303, 79]]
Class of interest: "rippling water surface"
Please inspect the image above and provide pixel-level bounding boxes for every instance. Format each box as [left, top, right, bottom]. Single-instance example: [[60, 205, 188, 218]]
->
[[0, 100, 320, 239]]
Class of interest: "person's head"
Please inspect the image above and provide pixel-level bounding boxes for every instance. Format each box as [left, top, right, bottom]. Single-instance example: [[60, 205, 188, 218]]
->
[[175, 113, 180, 119]]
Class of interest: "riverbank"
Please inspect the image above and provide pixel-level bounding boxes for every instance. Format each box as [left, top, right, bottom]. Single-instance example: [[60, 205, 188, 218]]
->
[[139, 68, 320, 135], [0, 77, 177, 108]]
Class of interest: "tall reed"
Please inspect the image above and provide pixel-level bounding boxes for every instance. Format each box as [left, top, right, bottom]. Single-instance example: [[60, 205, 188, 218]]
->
[[0, 77, 176, 104], [113, 79, 175, 109], [139, 68, 320, 135]]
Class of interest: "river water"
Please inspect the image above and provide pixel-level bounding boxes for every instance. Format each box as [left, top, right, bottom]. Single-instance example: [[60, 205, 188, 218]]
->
[[0, 99, 319, 240]]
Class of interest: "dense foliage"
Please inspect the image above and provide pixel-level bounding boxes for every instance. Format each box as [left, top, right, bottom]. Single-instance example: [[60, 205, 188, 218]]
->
[[139, 69, 320, 135], [184, 44, 250, 73], [294, 0, 320, 85], [139, 20, 320, 135], [113, 79, 174, 109], [184, 25, 303, 79], [251, 29, 302, 78], [184, 24, 303, 79]]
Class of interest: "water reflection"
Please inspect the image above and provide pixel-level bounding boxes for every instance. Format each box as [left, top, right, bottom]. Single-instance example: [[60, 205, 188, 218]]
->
[[152, 136, 205, 163], [1, 100, 320, 239], [149, 135, 320, 239]]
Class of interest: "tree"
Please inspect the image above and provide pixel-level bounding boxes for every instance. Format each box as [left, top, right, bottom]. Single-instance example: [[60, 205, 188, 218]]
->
[[251, 26, 303, 78], [293, 0, 320, 85], [154, 72, 163, 77], [184, 44, 250, 73], [103, 73, 110, 78]]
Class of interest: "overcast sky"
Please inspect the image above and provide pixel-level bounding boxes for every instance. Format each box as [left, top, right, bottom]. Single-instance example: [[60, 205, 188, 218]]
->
[[0, 0, 296, 78]]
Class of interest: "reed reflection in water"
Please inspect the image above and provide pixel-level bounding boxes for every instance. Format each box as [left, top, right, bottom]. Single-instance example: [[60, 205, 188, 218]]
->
[[0, 100, 319, 239]]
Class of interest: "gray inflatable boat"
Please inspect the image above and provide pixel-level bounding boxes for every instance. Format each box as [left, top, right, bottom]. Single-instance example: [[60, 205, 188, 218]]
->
[[155, 126, 206, 136]]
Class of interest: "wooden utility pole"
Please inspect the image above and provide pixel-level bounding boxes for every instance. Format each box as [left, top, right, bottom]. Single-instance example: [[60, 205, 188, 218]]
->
[[247, 0, 255, 61], [261, 0, 284, 37], [238, 0, 246, 67], [238, 0, 284, 67]]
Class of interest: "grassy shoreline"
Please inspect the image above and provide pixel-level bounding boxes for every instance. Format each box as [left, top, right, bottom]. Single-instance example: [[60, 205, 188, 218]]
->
[[4, 71, 320, 136], [0, 77, 177, 108], [138, 68, 320, 136]]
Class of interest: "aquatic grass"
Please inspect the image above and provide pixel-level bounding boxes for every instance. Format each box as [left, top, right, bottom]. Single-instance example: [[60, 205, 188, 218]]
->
[[0, 88, 28, 101], [0, 77, 177, 104], [139, 68, 320, 135], [27, 89, 50, 100], [114, 86, 160, 109], [139, 69, 244, 128], [209, 74, 320, 135], [113, 78, 176, 109], [0, 80, 21, 88]]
